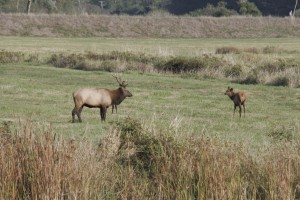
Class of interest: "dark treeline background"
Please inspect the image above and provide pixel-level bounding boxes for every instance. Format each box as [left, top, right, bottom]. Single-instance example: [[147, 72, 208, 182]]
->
[[0, 0, 298, 17]]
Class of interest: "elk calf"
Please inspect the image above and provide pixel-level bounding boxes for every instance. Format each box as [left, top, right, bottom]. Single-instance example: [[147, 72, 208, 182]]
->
[[224, 87, 246, 118], [72, 75, 132, 123]]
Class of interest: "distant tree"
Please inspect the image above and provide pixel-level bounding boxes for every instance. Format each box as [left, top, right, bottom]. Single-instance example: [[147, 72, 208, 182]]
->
[[189, 1, 237, 17], [293, 0, 298, 16], [26, 0, 32, 13], [103, 0, 170, 15], [237, 0, 261, 16]]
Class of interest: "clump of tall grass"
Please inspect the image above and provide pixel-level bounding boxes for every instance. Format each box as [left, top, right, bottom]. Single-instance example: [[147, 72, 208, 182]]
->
[[155, 55, 224, 73], [1, 119, 300, 199], [47, 51, 300, 87], [216, 46, 241, 54], [0, 50, 25, 63], [216, 46, 297, 55], [236, 58, 300, 87], [48, 51, 159, 72], [0, 120, 112, 199]]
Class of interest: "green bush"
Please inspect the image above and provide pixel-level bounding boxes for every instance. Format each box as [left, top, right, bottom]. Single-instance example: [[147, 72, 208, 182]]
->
[[0, 51, 25, 63], [269, 76, 289, 87], [238, 73, 259, 85], [48, 53, 87, 69], [237, 0, 262, 16], [86, 51, 156, 64], [268, 126, 295, 141], [189, 1, 237, 17], [225, 65, 243, 77], [156, 55, 224, 73], [216, 46, 241, 54], [115, 117, 165, 178]]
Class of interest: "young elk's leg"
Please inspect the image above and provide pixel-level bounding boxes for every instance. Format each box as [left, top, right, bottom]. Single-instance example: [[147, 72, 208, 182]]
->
[[243, 102, 246, 117], [238, 104, 242, 118], [111, 105, 114, 114], [115, 105, 117, 114], [233, 105, 236, 117]]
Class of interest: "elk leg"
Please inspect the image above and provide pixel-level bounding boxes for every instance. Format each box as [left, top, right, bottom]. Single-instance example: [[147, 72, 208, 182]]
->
[[112, 105, 117, 114], [243, 103, 246, 117], [77, 106, 83, 122], [233, 105, 236, 116], [103, 106, 107, 121], [100, 106, 107, 121], [238, 104, 242, 118], [72, 107, 76, 123]]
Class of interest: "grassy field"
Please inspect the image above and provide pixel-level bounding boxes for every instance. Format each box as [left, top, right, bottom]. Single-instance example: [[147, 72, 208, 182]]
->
[[1, 36, 300, 198], [0, 37, 300, 147], [1, 36, 300, 57]]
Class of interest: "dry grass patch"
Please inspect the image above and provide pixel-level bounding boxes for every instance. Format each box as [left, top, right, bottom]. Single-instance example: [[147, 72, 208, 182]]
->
[[1, 119, 300, 199], [1, 14, 300, 38]]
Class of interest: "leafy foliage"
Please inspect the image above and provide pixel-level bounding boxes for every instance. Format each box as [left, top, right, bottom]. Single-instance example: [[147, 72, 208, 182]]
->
[[237, 0, 262, 16], [0, 51, 25, 63], [189, 1, 237, 17], [0, 0, 291, 16], [156, 55, 224, 73]]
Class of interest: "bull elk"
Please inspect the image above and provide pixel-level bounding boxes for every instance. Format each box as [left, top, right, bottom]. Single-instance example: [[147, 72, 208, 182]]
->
[[224, 87, 246, 118], [72, 75, 133, 123]]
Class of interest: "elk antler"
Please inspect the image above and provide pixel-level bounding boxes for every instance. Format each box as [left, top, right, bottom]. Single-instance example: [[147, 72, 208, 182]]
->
[[112, 74, 128, 87]]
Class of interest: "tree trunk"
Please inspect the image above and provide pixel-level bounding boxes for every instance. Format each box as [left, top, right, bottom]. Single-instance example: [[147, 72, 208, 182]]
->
[[293, 0, 298, 16], [26, 0, 32, 14]]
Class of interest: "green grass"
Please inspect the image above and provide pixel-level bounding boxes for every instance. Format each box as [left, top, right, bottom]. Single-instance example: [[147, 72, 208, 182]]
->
[[1, 62, 299, 152], [0, 36, 300, 147], [0, 36, 300, 58], [1, 36, 300, 199]]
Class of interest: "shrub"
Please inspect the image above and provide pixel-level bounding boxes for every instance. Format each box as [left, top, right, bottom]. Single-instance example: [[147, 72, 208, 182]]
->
[[156, 55, 224, 73], [238, 73, 259, 85], [216, 46, 241, 54], [237, 0, 262, 16], [244, 47, 260, 54], [86, 51, 156, 64], [189, 1, 237, 17], [225, 65, 243, 77], [2, 120, 300, 199], [0, 50, 25, 63], [268, 76, 289, 87], [268, 126, 295, 141], [48, 53, 86, 69], [114, 117, 166, 178], [262, 46, 280, 54]]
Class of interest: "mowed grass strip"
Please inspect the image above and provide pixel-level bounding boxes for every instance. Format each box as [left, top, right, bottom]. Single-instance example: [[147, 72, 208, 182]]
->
[[0, 36, 300, 57], [0, 63, 299, 151]]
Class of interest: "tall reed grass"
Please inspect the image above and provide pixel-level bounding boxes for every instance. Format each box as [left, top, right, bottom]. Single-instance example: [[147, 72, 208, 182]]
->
[[1, 118, 300, 199], [1, 49, 300, 87]]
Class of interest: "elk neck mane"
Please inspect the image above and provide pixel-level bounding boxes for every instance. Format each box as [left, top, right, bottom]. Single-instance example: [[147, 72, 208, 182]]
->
[[110, 87, 126, 104], [227, 91, 237, 100]]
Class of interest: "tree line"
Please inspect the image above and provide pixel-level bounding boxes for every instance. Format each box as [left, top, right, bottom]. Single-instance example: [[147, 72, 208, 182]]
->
[[0, 0, 298, 16]]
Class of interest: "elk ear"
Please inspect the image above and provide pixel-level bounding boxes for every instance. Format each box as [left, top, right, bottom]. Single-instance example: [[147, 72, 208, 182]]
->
[[230, 88, 233, 91]]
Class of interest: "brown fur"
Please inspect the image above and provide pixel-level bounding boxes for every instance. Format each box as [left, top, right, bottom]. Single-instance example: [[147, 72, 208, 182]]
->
[[224, 87, 246, 118], [72, 86, 132, 123]]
